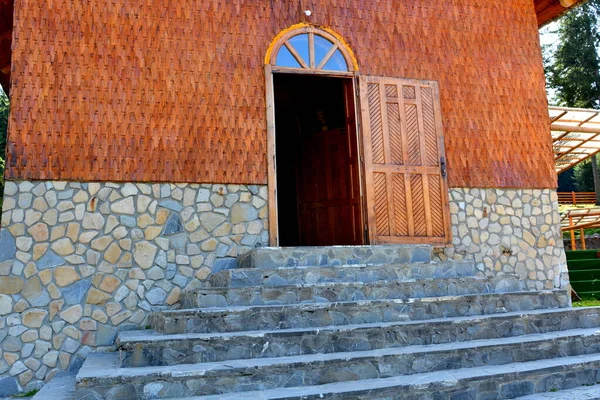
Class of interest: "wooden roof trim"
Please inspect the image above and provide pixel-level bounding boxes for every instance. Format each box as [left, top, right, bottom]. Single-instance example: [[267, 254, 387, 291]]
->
[[536, 0, 587, 26]]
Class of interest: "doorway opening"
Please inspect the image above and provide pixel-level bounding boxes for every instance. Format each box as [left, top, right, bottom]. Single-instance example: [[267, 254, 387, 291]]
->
[[274, 73, 364, 246]]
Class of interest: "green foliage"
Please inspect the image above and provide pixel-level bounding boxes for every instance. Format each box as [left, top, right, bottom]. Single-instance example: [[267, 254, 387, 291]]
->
[[545, 0, 600, 108], [573, 297, 600, 306], [11, 388, 40, 398], [557, 168, 577, 192], [574, 159, 596, 191]]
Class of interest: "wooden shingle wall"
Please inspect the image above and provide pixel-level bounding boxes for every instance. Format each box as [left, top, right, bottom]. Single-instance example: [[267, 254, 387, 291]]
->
[[7, 0, 555, 188]]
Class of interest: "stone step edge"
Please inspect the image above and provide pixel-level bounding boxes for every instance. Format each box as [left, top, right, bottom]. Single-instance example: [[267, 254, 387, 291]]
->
[[238, 244, 433, 268], [214, 260, 474, 272], [515, 384, 600, 399], [32, 372, 77, 400], [120, 306, 600, 347], [85, 352, 600, 399], [161, 289, 569, 316], [80, 326, 600, 381], [192, 274, 507, 291]]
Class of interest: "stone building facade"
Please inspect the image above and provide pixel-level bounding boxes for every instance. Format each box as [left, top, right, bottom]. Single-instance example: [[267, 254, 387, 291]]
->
[[0, 181, 568, 391]]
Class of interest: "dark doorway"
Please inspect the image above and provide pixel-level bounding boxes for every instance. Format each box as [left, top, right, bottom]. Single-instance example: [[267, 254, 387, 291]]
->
[[274, 74, 364, 246]]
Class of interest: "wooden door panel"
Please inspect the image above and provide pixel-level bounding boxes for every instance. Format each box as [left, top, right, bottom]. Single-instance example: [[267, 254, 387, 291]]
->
[[360, 76, 450, 245]]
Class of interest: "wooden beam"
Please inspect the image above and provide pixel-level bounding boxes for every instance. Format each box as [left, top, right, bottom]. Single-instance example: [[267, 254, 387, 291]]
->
[[551, 124, 600, 134]]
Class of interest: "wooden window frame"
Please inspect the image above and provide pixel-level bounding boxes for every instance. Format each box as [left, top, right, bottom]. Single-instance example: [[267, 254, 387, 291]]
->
[[265, 25, 363, 246]]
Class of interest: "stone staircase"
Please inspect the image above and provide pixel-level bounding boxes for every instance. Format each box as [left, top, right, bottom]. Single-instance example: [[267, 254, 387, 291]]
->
[[33, 245, 600, 399]]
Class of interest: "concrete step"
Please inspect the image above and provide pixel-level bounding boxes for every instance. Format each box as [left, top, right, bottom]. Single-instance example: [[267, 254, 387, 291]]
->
[[209, 260, 476, 288], [182, 275, 524, 308], [515, 384, 600, 399], [238, 245, 431, 269], [172, 354, 600, 399], [77, 329, 600, 398], [119, 307, 600, 367], [150, 290, 570, 334]]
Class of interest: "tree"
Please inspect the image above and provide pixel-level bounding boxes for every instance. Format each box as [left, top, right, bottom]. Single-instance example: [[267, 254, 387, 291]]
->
[[545, 0, 600, 195]]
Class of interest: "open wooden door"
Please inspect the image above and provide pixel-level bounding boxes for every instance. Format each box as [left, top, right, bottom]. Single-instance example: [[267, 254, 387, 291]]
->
[[359, 76, 451, 245]]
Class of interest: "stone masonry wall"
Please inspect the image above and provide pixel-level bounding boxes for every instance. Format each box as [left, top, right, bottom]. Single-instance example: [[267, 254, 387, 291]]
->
[[435, 188, 569, 292], [0, 183, 568, 393], [0, 180, 268, 393]]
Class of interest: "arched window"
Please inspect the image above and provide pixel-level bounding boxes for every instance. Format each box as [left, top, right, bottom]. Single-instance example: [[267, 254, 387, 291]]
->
[[267, 25, 357, 73]]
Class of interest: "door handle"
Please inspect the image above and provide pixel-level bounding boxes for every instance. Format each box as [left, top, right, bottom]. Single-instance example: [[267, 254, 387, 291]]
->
[[440, 157, 447, 178]]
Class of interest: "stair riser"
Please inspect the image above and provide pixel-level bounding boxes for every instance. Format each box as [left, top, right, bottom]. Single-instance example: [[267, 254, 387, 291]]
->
[[209, 262, 476, 288], [150, 291, 570, 334], [238, 245, 432, 269], [121, 308, 600, 367], [78, 335, 600, 398], [182, 278, 524, 308], [194, 363, 600, 399]]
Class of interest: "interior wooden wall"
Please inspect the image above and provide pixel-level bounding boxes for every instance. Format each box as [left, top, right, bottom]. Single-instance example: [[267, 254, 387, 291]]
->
[[6, 0, 555, 188]]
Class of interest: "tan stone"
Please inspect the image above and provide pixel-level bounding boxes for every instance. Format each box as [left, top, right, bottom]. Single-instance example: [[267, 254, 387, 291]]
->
[[201, 238, 218, 251], [79, 231, 99, 244], [67, 223, 80, 242], [166, 287, 181, 305], [7, 223, 25, 237], [22, 309, 48, 328], [128, 268, 145, 279], [144, 226, 162, 241], [51, 238, 75, 256], [133, 241, 158, 269], [63, 326, 81, 340], [91, 309, 108, 323], [33, 197, 49, 212], [28, 223, 49, 242], [49, 300, 64, 320], [54, 266, 80, 287], [38, 269, 53, 285], [119, 239, 132, 251], [155, 208, 169, 225], [113, 226, 127, 240], [106, 302, 121, 317], [111, 310, 132, 325], [13, 298, 28, 313], [195, 267, 211, 280], [32, 243, 49, 261], [48, 283, 61, 299], [99, 276, 121, 293], [86, 288, 111, 305], [0, 276, 24, 294], [22, 330, 39, 342], [137, 214, 155, 229], [117, 253, 133, 269], [523, 231, 536, 247], [111, 197, 135, 214], [25, 210, 42, 226], [91, 236, 113, 251], [60, 305, 83, 324], [104, 242, 122, 264]]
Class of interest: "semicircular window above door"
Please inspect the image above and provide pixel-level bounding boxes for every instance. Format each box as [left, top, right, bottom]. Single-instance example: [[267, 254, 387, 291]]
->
[[269, 26, 357, 73]]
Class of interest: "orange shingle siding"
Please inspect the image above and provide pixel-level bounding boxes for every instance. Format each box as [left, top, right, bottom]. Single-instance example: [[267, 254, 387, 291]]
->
[[6, 0, 555, 188]]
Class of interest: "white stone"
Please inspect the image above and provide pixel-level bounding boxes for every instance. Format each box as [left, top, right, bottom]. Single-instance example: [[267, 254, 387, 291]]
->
[[111, 197, 135, 215]]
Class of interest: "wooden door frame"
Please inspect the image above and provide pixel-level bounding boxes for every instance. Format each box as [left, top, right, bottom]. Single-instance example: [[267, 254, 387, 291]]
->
[[265, 65, 366, 246]]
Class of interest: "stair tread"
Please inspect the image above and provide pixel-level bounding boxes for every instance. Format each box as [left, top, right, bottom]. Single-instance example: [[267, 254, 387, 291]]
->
[[515, 385, 600, 399], [82, 326, 600, 381], [119, 306, 600, 345], [32, 372, 77, 400], [195, 275, 497, 290], [163, 289, 567, 315], [166, 353, 600, 399]]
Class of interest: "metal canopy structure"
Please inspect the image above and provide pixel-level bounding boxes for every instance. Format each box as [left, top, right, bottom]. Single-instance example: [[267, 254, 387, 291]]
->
[[551, 106, 600, 174]]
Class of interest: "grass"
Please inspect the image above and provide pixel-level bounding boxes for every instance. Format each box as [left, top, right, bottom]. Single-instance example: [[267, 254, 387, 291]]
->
[[573, 298, 600, 307], [11, 388, 39, 398]]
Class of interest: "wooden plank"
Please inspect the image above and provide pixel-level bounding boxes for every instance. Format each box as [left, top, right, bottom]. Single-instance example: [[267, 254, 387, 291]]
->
[[265, 65, 279, 246]]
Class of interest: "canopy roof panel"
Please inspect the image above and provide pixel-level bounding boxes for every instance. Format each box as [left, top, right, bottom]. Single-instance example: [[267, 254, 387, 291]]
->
[[551, 107, 600, 173], [561, 207, 600, 230]]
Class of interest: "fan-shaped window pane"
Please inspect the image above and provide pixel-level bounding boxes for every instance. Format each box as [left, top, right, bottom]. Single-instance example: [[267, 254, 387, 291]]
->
[[276, 45, 301, 68], [323, 49, 348, 71], [314, 35, 334, 66], [288, 34, 309, 66]]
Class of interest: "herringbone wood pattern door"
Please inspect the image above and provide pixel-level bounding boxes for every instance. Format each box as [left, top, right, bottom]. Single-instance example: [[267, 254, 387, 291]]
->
[[359, 76, 451, 245]]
